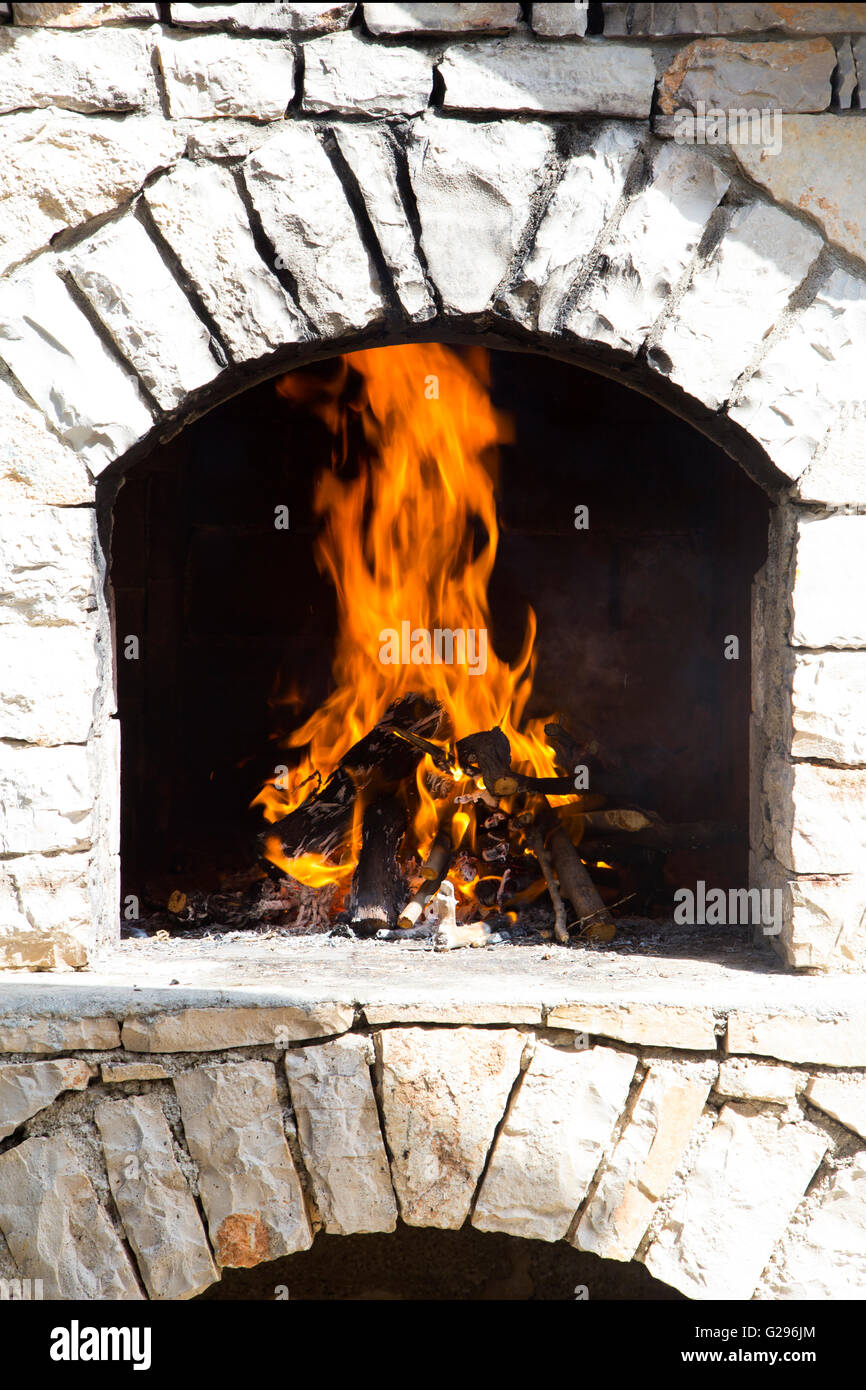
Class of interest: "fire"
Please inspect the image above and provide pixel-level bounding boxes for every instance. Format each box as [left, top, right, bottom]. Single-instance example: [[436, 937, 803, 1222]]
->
[[253, 344, 561, 891]]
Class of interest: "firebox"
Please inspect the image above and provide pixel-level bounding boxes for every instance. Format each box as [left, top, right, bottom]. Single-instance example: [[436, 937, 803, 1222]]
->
[[110, 343, 768, 951]]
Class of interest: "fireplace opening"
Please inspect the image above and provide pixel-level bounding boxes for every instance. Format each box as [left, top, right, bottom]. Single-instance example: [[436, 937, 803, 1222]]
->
[[110, 343, 769, 951]]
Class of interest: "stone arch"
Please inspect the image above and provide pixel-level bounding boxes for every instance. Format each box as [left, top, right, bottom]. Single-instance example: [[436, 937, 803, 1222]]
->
[[1, 108, 864, 974]]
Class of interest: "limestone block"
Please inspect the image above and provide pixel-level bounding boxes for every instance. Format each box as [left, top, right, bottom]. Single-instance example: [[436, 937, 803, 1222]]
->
[[0, 24, 152, 113], [244, 123, 385, 335], [658, 38, 834, 115], [835, 36, 857, 108], [0, 625, 97, 744], [364, 3, 520, 34], [95, 1094, 219, 1299], [376, 1025, 524, 1228], [715, 1057, 802, 1103], [0, 1058, 93, 1139], [0, 1134, 142, 1299], [145, 161, 305, 362], [565, 142, 729, 353], [170, 2, 354, 31], [604, 3, 866, 35], [790, 513, 866, 650], [101, 1062, 169, 1082], [0, 504, 95, 625], [122, 1002, 353, 1051], [531, 3, 588, 37], [506, 123, 642, 332], [0, 262, 153, 474], [440, 38, 655, 117], [13, 2, 157, 22], [474, 1043, 637, 1242], [654, 201, 821, 409], [805, 1076, 866, 1139], [0, 928, 89, 970], [407, 113, 555, 315], [332, 123, 433, 321], [156, 33, 295, 120], [0, 743, 93, 853], [0, 109, 184, 277], [304, 31, 432, 114], [732, 117, 866, 265], [767, 758, 866, 876], [0, 373, 93, 508], [643, 1104, 827, 1299], [545, 999, 717, 1049], [67, 215, 220, 410], [284, 1035, 397, 1235], [790, 653, 866, 765], [575, 1062, 714, 1260], [730, 268, 866, 494], [763, 1157, 866, 1299], [174, 1061, 312, 1267], [726, 1009, 866, 1067], [0, 1014, 119, 1052]]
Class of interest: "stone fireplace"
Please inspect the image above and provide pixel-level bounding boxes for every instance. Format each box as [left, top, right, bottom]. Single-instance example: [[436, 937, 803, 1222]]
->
[[1, 0, 865, 1304]]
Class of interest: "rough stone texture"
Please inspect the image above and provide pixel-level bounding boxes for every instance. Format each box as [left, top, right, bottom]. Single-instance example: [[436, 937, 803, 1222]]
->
[[0, 503, 95, 626], [0, 24, 152, 113], [332, 123, 433, 322], [715, 1057, 802, 1103], [545, 999, 717, 1049], [407, 113, 554, 316], [856, 35, 866, 107], [157, 33, 295, 121], [566, 142, 729, 353], [604, 3, 866, 35], [170, 2, 354, 31], [364, 3, 520, 34], [284, 1034, 397, 1235], [0, 858, 91, 959], [0, 1134, 141, 1299], [0, 744, 92, 854], [474, 1042, 637, 1242], [732, 117, 866, 265], [727, 1009, 866, 1066], [658, 38, 834, 116], [835, 36, 857, 107], [805, 1076, 866, 1138], [174, 1061, 312, 1267], [730, 268, 866, 497], [0, 110, 183, 277], [781, 872, 866, 971], [101, 1061, 169, 1082], [644, 1104, 827, 1299], [0, 373, 92, 508], [654, 201, 822, 409], [441, 38, 656, 117], [122, 1002, 353, 1051], [95, 1094, 219, 1299], [575, 1061, 715, 1260], [304, 31, 432, 115], [363, 1000, 544, 1026], [0, 1057, 92, 1139], [244, 123, 385, 336], [790, 653, 866, 765], [145, 161, 305, 363], [767, 758, 866, 875], [13, 2, 157, 21], [0, 624, 97, 744], [763, 1156, 866, 1299], [790, 514, 866, 650], [66, 215, 220, 411], [377, 1026, 524, 1228], [506, 123, 642, 332], [0, 1014, 119, 1052], [532, 2, 588, 37], [0, 262, 152, 473]]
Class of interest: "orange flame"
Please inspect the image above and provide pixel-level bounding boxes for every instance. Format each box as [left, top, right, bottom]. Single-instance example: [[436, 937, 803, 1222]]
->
[[253, 344, 560, 887]]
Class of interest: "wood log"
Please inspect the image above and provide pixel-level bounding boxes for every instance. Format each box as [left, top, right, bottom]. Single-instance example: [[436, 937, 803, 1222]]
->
[[398, 825, 452, 927], [455, 728, 518, 797], [348, 795, 407, 935], [531, 800, 615, 942], [522, 818, 568, 944]]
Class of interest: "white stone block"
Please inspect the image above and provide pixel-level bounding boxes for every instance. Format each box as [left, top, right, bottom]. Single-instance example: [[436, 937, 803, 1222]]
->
[[441, 37, 655, 117], [145, 160, 305, 362], [716, 1057, 802, 1104], [157, 33, 295, 120], [0, 625, 97, 744], [727, 1008, 866, 1067], [790, 513, 866, 650], [0, 742, 93, 853], [761, 1157, 866, 1299], [244, 123, 385, 335], [566, 142, 729, 352], [121, 1002, 353, 1051], [0, 504, 95, 625], [407, 113, 555, 316], [531, 3, 588, 37], [790, 652, 866, 765], [0, 24, 152, 113], [0, 1057, 93, 1139], [474, 1043, 637, 1242], [768, 757, 866, 876], [364, 3, 520, 34], [67, 215, 220, 410], [304, 30, 432, 115], [0, 373, 93, 507], [170, 2, 353, 31], [0, 855, 91, 943], [805, 1076, 866, 1139], [13, 3, 157, 23], [644, 1104, 827, 1300]]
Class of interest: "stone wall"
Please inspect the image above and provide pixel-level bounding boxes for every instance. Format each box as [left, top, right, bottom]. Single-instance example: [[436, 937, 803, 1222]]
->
[[0, 1, 864, 971], [1, 1001, 865, 1300]]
